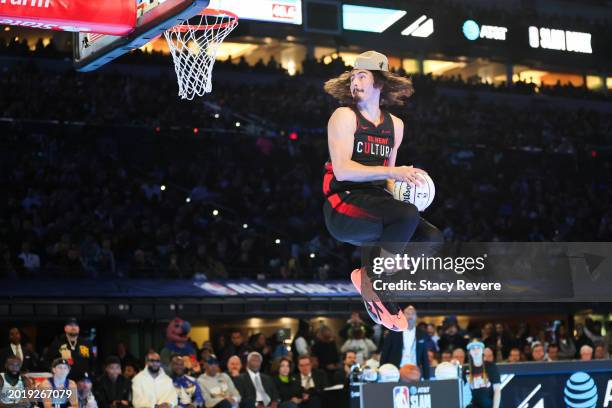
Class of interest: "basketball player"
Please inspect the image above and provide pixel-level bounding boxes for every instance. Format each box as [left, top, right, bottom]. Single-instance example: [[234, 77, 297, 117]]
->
[[323, 51, 442, 331]]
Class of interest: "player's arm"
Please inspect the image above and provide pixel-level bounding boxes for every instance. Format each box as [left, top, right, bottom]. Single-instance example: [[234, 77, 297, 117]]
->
[[386, 115, 404, 192], [385, 115, 427, 192], [328, 107, 391, 182], [492, 383, 501, 408]]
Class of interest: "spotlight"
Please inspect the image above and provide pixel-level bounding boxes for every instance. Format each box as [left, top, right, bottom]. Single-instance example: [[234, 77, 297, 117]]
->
[[243, 223, 248, 229], [160, 185, 166, 191], [212, 209, 219, 216], [214, 113, 220, 119], [186, 197, 191, 203], [310, 253, 316, 258], [275, 238, 281, 244], [235, 121, 241, 127]]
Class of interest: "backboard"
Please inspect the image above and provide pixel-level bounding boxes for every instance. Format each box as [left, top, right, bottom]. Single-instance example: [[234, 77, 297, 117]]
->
[[74, 0, 209, 72]]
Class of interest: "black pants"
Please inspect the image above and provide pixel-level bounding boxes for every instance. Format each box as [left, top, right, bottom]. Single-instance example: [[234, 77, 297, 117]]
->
[[323, 188, 443, 274]]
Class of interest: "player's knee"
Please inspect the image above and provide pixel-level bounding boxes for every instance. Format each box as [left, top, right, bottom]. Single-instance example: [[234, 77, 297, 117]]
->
[[397, 202, 419, 224]]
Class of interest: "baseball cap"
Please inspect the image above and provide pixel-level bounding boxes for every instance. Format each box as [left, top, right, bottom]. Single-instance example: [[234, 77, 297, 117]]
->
[[65, 317, 79, 326], [52, 358, 71, 368], [353, 51, 389, 72], [466, 340, 485, 351], [205, 356, 219, 366]]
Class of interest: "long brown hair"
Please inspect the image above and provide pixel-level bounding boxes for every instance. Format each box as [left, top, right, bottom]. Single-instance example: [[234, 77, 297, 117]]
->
[[324, 69, 414, 106]]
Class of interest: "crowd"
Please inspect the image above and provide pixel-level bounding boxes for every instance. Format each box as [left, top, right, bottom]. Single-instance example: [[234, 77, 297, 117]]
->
[[0, 59, 611, 280], [1, 312, 610, 408]]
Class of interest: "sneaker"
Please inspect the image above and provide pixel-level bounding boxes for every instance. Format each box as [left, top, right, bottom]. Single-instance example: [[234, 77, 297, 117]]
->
[[351, 268, 408, 331]]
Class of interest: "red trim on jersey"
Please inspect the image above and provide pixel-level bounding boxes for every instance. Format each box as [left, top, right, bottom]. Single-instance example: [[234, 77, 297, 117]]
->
[[327, 193, 379, 221], [323, 162, 334, 196]]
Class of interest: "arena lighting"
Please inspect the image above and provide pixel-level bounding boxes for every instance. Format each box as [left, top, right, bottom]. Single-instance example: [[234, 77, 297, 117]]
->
[[275, 238, 281, 244], [342, 4, 406, 33], [242, 223, 248, 229], [155, 126, 161, 132], [235, 121, 241, 127], [310, 253, 316, 258], [185, 197, 191, 203], [212, 209, 219, 216], [591, 150, 598, 158], [160, 185, 166, 191], [214, 113, 219, 118], [289, 132, 298, 140]]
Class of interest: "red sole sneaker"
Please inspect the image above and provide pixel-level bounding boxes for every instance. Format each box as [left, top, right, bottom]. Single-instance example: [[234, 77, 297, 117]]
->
[[351, 268, 408, 332]]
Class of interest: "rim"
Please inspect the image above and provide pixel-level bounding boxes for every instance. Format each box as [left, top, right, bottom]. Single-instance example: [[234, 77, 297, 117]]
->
[[168, 8, 238, 33]]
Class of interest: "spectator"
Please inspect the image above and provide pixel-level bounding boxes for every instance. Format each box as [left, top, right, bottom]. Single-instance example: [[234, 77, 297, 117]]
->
[[332, 351, 356, 386], [296, 355, 327, 408], [339, 324, 376, 364], [39, 358, 79, 408], [310, 326, 339, 381], [226, 356, 242, 380], [493, 323, 514, 362], [131, 352, 178, 408], [338, 312, 373, 342], [593, 343, 609, 360], [221, 331, 249, 370], [483, 348, 495, 363], [291, 320, 312, 360], [440, 350, 452, 363], [93, 356, 131, 408], [0, 355, 33, 407], [170, 354, 204, 408], [123, 363, 139, 380], [44, 318, 96, 380], [0, 327, 37, 372], [545, 344, 560, 361], [248, 334, 271, 375], [530, 342, 546, 362], [556, 324, 576, 360], [579, 345, 593, 361], [116, 342, 137, 370], [438, 322, 467, 353], [380, 306, 430, 380], [574, 324, 594, 357], [197, 355, 241, 408], [506, 348, 521, 363], [77, 376, 98, 408], [426, 324, 440, 352], [272, 357, 302, 408], [17, 242, 40, 275], [463, 341, 501, 408], [451, 348, 466, 366], [233, 351, 279, 408]]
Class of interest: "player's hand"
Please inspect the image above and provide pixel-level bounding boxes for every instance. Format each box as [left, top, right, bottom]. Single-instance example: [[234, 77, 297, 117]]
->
[[389, 166, 427, 186]]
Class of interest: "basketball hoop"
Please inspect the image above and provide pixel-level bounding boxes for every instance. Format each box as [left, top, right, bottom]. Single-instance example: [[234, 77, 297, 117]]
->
[[164, 8, 238, 100]]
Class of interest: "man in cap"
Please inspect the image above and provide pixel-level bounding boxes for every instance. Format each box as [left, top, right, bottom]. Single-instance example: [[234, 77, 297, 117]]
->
[[322, 50, 443, 331], [233, 352, 278, 408], [44, 318, 96, 381], [197, 355, 240, 408], [39, 358, 79, 408]]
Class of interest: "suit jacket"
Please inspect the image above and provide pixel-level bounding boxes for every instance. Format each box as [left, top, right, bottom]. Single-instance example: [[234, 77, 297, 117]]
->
[[298, 368, 328, 395], [0, 344, 37, 372], [233, 370, 279, 407], [380, 329, 430, 379]]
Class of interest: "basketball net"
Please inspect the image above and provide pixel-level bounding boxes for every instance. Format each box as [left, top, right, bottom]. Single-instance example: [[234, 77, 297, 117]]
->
[[164, 9, 238, 100]]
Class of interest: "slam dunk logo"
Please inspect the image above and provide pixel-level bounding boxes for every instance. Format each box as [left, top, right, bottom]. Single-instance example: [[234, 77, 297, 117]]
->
[[393, 386, 432, 408]]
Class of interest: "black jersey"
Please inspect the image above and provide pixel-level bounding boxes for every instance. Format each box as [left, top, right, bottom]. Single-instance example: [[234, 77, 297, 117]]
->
[[323, 106, 395, 196]]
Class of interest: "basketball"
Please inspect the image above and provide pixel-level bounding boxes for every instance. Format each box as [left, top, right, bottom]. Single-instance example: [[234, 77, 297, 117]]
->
[[399, 364, 421, 382], [392, 173, 435, 212]]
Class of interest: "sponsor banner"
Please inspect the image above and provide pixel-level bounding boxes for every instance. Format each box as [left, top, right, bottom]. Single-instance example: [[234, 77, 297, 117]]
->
[[195, 280, 357, 297], [499, 361, 612, 407], [350, 379, 462, 408], [208, 0, 301, 24], [0, 0, 135, 35]]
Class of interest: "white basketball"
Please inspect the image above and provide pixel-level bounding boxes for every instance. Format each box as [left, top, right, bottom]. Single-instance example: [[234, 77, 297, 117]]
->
[[392, 173, 435, 212]]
